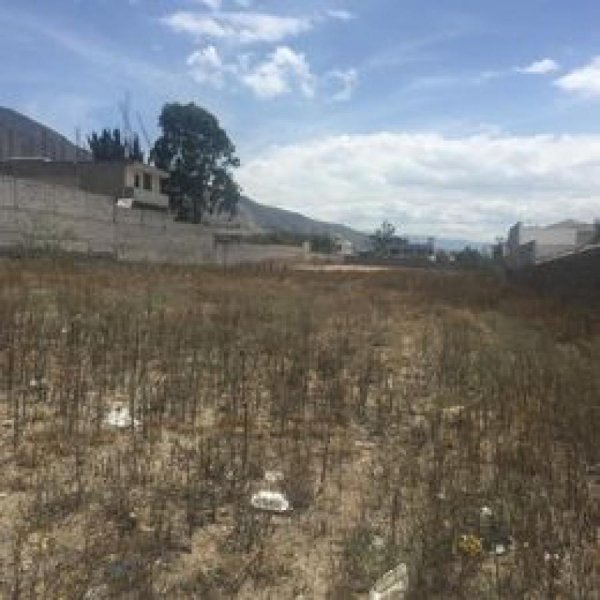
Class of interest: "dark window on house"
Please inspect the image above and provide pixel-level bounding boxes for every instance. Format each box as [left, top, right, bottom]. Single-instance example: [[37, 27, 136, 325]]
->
[[134, 173, 141, 188], [143, 173, 152, 191]]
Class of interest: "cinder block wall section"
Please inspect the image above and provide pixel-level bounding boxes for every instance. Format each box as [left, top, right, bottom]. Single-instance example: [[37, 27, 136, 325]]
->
[[0, 175, 310, 266], [1, 176, 119, 255]]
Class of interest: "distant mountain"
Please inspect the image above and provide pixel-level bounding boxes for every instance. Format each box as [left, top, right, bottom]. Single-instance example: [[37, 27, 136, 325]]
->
[[236, 196, 371, 249], [0, 107, 90, 162], [236, 197, 489, 253], [435, 239, 491, 253]]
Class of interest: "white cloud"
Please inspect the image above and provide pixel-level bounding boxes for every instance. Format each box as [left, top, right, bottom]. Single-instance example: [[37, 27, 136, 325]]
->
[[555, 56, 600, 96], [238, 133, 600, 240], [163, 11, 312, 45], [196, 0, 222, 10], [242, 46, 315, 98], [325, 9, 355, 21], [327, 68, 358, 101], [165, 7, 355, 97], [183, 45, 340, 101], [517, 58, 560, 75], [187, 45, 227, 87]]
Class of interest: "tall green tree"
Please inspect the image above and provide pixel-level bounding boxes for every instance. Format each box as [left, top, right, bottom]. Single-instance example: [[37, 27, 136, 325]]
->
[[87, 128, 143, 162], [151, 103, 240, 223]]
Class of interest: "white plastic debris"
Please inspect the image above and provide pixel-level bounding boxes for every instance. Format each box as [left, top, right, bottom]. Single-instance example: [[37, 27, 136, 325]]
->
[[480, 506, 493, 518], [495, 543, 507, 556], [250, 490, 291, 513], [369, 563, 409, 600], [105, 405, 139, 429], [116, 198, 133, 209]]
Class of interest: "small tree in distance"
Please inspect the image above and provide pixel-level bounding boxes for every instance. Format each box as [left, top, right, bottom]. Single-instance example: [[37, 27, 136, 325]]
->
[[373, 220, 396, 257], [151, 103, 241, 223], [88, 128, 143, 162]]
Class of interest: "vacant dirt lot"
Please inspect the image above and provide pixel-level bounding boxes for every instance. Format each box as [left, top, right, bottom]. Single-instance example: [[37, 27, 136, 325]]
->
[[0, 258, 597, 599]]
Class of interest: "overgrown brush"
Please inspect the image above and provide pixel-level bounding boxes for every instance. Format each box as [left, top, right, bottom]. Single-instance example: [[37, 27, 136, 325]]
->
[[0, 257, 597, 598]]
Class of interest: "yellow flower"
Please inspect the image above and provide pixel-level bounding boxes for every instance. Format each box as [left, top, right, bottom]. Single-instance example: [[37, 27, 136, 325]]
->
[[458, 534, 483, 557]]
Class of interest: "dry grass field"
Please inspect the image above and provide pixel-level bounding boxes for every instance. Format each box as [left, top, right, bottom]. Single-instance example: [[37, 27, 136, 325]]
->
[[0, 257, 598, 599]]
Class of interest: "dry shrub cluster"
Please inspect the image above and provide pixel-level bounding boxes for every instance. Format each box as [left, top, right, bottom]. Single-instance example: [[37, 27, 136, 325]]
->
[[0, 257, 597, 599]]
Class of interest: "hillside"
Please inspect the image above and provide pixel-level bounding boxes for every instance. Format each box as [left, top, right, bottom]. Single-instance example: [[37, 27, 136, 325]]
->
[[236, 197, 487, 252], [236, 196, 370, 249], [0, 107, 90, 162]]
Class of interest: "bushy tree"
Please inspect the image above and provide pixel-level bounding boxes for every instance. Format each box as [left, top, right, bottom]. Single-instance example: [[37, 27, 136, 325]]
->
[[88, 128, 143, 162], [151, 103, 240, 223], [454, 246, 492, 269], [373, 221, 396, 257]]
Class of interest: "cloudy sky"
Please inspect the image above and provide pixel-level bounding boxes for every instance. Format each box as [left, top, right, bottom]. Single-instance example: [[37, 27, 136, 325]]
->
[[2, 0, 600, 240]]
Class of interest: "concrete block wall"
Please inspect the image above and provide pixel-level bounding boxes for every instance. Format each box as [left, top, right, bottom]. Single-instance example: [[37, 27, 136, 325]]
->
[[225, 243, 309, 264], [0, 175, 309, 266], [510, 244, 600, 299]]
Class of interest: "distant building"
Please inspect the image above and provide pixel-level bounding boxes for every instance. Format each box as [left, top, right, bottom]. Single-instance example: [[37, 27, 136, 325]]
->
[[334, 235, 354, 256], [505, 220, 597, 268], [0, 107, 168, 211], [0, 158, 169, 211], [367, 235, 435, 260]]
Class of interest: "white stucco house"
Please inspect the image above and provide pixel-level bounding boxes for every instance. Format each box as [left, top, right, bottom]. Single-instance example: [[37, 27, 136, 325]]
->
[[505, 220, 597, 268]]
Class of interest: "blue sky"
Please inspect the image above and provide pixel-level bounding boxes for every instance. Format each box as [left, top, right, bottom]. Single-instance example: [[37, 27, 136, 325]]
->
[[2, 0, 600, 240]]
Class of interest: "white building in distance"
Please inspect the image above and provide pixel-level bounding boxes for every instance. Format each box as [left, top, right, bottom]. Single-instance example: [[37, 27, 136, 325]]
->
[[505, 220, 597, 268]]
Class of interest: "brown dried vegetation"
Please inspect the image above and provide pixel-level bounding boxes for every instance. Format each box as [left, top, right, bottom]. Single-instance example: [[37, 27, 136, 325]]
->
[[0, 258, 598, 598]]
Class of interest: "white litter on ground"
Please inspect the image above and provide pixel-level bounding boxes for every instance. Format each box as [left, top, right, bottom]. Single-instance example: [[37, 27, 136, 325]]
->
[[250, 490, 291, 513], [105, 405, 139, 429], [369, 563, 409, 600], [116, 198, 133, 209]]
